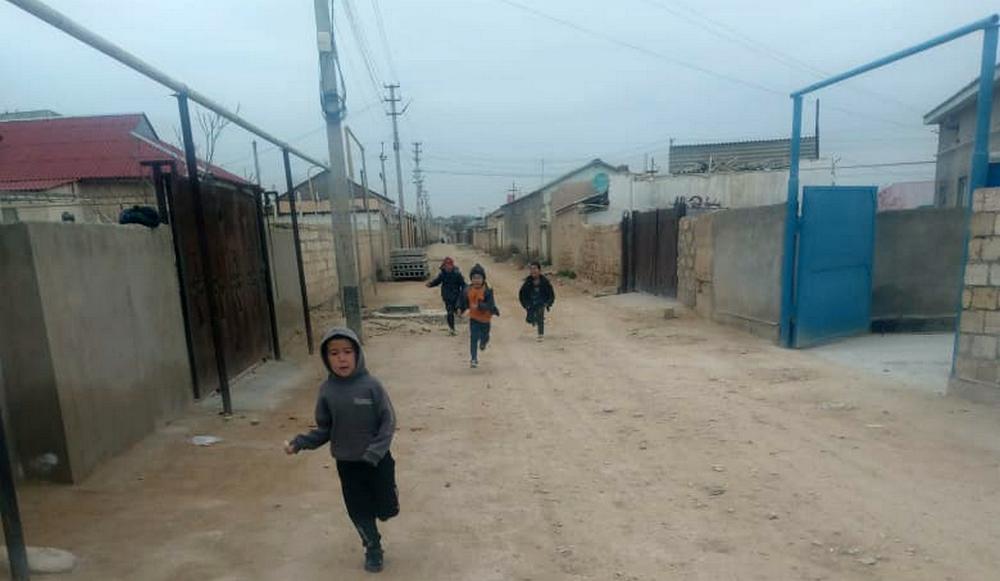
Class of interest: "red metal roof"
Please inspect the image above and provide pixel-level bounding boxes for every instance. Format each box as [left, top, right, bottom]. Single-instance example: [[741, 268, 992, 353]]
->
[[0, 114, 248, 191]]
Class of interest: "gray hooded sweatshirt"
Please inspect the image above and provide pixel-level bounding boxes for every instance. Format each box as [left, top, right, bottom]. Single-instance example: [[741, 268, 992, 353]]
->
[[291, 327, 396, 465]]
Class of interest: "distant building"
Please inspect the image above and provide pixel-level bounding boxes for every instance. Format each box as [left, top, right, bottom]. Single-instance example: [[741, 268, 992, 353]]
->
[[0, 113, 247, 224], [500, 158, 627, 262], [924, 64, 1000, 207], [877, 181, 935, 211], [668, 136, 820, 174]]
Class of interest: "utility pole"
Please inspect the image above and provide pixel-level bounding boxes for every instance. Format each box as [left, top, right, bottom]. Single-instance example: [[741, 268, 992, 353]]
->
[[378, 142, 394, 249], [314, 0, 363, 338], [507, 181, 519, 202], [412, 141, 425, 246], [384, 83, 407, 247]]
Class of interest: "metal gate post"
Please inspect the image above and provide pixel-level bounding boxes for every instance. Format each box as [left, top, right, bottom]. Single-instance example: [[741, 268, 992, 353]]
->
[[780, 94, 804, 348], [177, 92, 232, 414], [154, 162, 201, 399], [0, 408, 29, 581], [283, 148, 315, 355], [254, 188, 281, 360]]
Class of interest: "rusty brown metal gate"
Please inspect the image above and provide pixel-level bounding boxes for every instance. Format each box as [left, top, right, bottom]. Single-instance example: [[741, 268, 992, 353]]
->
[[170, 177, 272, 397], [623, 207, 684, 297]]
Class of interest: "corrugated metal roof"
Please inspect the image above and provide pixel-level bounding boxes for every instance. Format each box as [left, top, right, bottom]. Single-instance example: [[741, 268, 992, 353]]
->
[[0, 114, 248, 191], [668, 137, 819, 174]]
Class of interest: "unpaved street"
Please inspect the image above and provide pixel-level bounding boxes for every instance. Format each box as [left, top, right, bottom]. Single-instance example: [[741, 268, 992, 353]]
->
[[14, 244, 1000, 581]]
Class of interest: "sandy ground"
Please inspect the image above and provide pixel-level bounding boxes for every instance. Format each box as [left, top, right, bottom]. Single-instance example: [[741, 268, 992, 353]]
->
[[9, 244, 1000, 581]]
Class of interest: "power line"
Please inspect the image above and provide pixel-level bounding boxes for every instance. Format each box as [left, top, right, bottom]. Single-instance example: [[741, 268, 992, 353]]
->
[[638, 0, 929, 116], [370, 0, 399, 81], [338, 2, 386, 105], [496, 0, 929, 132], [494, 0, 783, 96], [800, 160, 935, 171], [423, 168, 553, 178]]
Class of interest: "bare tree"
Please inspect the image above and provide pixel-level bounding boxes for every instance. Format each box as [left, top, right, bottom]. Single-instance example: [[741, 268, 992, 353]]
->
[[196, 104, 239, 170], [170, 104, 240, 179]]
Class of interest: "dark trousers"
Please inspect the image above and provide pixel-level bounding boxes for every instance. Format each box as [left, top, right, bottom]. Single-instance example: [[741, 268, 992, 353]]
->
[[470, 320, 491, 361], [527, 306, 546, 336], [336, 452, 399, 548], [444, 299, 458, 331]]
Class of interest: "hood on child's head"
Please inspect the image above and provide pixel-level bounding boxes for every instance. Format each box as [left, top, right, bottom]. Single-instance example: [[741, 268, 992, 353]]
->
[[319, 326, 367, 379], [470, 263, 486, 281]]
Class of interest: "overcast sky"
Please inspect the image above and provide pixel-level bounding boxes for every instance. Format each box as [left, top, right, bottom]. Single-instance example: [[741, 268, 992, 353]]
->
[[2, 0, 998, 215]]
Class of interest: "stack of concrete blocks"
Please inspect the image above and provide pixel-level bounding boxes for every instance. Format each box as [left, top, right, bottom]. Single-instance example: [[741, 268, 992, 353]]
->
[[953, 187, 1000, 403]]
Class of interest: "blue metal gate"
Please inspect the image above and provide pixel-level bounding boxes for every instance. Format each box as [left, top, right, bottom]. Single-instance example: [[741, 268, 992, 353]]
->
[[793, 186, 876, 348]]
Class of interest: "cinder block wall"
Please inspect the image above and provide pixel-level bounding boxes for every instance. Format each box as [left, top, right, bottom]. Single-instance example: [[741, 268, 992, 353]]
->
[[952, 187, 1000, 403], [677, 212, 716, 318], [271, 223, 382, 314]]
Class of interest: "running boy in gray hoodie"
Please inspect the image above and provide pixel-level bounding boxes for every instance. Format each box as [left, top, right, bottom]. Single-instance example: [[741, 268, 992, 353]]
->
[[285, 327, 398, 573]]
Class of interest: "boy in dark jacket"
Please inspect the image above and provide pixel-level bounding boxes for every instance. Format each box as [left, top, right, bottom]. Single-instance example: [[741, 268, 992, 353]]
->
[[518, 261, 555, 341], [285, 327, 398, 573], [426, 257, 466, 335], [457, 263, 499, 368]]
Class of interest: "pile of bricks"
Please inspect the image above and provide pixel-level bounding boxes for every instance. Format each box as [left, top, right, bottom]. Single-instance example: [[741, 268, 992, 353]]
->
[[954, 187, 1000, 396]]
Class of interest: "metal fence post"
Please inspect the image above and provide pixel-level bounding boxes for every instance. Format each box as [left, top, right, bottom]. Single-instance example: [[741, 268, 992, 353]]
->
[[283, 148, 315, 355], [177, 91, 232, 415], [254, 188, 281, 361], [0, 407, 29, 581]]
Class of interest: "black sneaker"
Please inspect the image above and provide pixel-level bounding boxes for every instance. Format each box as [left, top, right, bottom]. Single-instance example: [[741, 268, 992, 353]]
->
[[365, 545, 384, 573]]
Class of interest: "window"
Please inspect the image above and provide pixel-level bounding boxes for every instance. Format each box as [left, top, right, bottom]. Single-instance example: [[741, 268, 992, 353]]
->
[[957, 176, 968, 207], [1, 207, 18, 224]]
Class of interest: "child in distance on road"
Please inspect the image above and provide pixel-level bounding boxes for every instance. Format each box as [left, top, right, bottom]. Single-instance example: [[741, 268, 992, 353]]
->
[[284, 327, 398, 574], [458, 263, 500, 368], [426, 256, 466, 336], [518, 261, 555, 341]]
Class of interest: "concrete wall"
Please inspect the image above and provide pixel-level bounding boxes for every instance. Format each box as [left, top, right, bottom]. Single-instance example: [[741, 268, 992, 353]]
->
[[678, 207, 782, 341], [711, 204, 786, 341], [267, 225, 306, 343], [952, 188, 1000, 403], [0, 223, 191, 482], [872, 207, 965, 328], [604, 165, 834, 217]]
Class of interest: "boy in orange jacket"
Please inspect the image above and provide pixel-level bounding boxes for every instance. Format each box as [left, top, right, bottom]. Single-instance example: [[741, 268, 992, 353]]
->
[[457, 263, 499, 368]]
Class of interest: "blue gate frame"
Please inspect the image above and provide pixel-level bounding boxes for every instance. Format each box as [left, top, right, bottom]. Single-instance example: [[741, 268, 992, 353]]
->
[[779, 15, 998, 349], [793, 186, 876, 348]]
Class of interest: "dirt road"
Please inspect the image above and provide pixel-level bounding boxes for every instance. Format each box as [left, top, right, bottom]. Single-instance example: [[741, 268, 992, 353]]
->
[[14, 244, 1000, 580]]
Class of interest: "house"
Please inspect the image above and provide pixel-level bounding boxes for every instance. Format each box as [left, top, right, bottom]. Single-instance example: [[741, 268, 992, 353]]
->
[[276, 169, 419, 247], [500, 158, 627, 263], [924, 63, 1000, 207], [0, 111, 247, 224], [280, 170, 398, 217]]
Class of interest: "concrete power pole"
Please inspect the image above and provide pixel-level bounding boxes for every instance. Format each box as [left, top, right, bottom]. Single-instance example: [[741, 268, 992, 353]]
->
[[314, 0, 363, 338], [384, 84, 407, 247], [412, 141, 424, 246]]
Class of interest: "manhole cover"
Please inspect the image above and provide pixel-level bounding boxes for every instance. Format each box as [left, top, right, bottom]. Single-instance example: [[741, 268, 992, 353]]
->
[[382, 304, 420, 314]]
